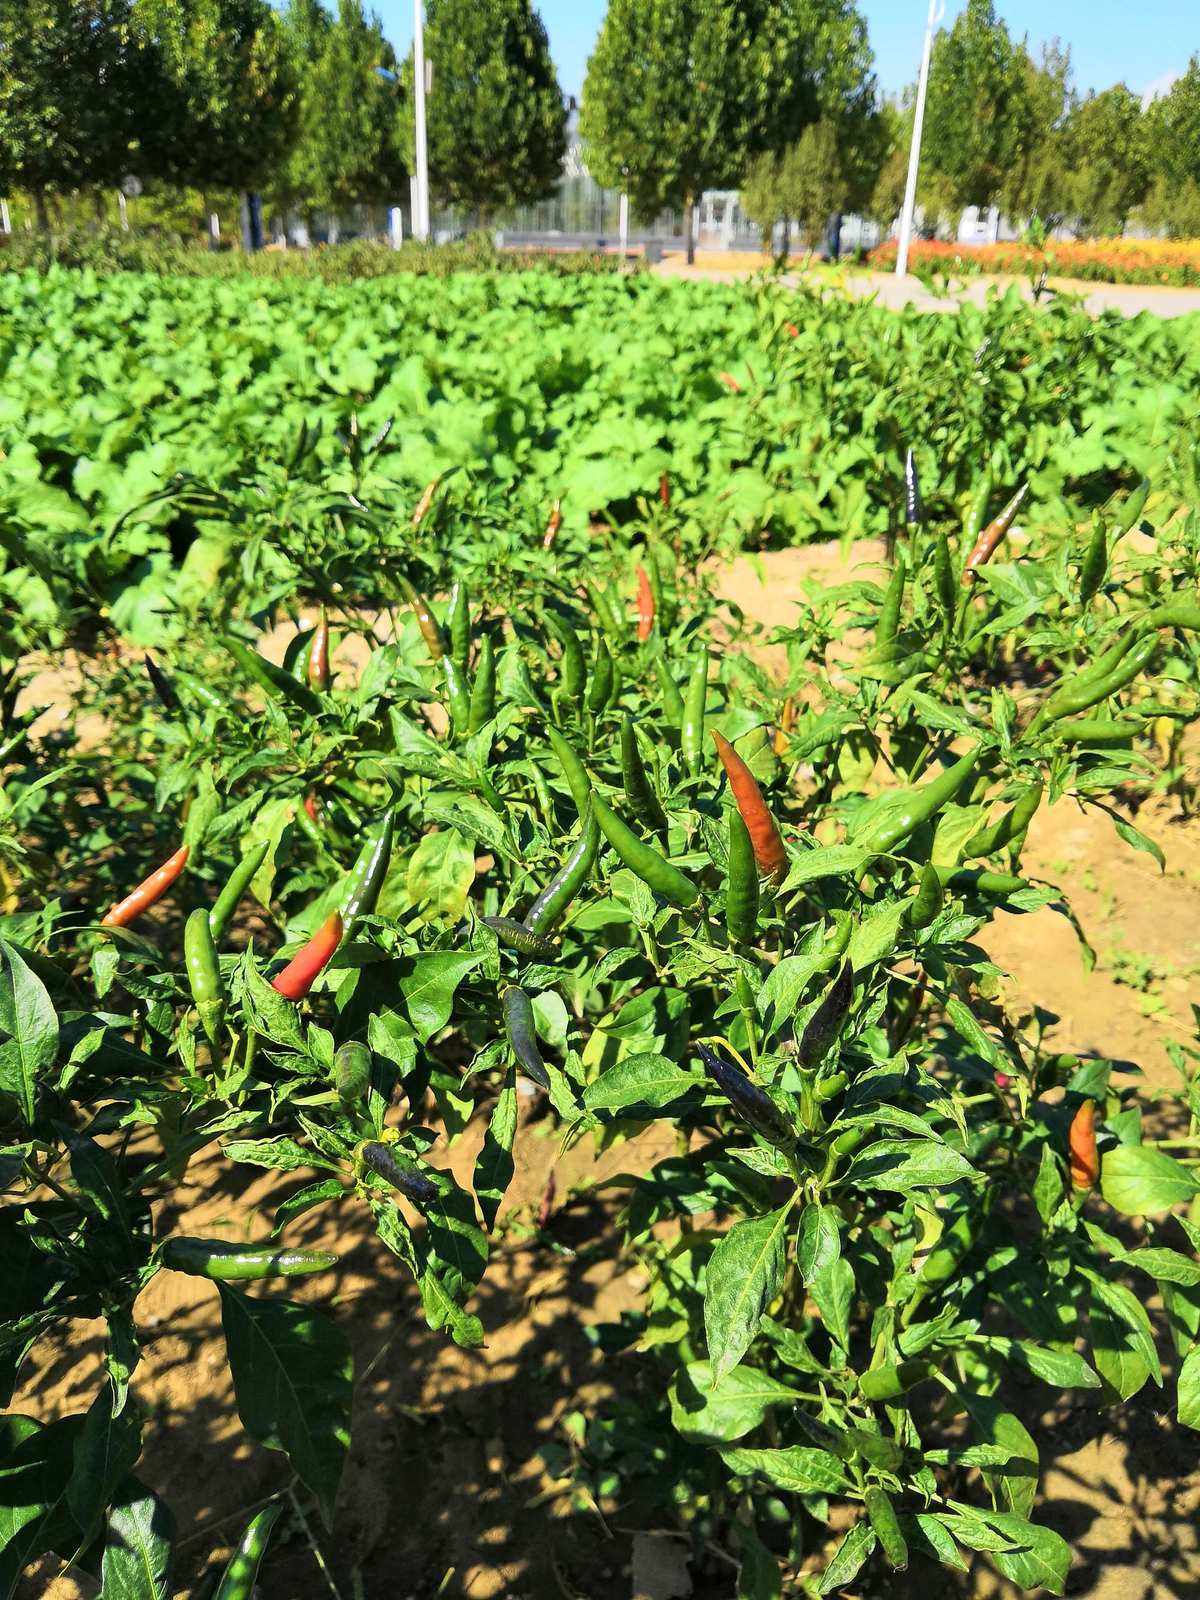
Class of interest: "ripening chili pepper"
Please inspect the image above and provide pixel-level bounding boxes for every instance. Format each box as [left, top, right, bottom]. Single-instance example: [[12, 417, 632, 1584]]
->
[[854, 746, 980, 857], [718, 371, 741, 393], [962, 483, 1028, 584], [870, 557, 907, 662], [963, 468, 994, 543], [303, 792, 322, 828], [484, 915, 559, 962], [621, 716, 668, 839], [659, 471, 670, 507], [307, 606, 331, 690], [1079, 517, 1108, 608], [342, 810, 395, 924], [697, 1043, 792, 1146], [635, 565, 655, 641], [1068, 1098, 1099, 1191], [592, 793, 700, 909], [773, 696, 796, 757], [271, 911, 342, 1000], [215, 1504, 282, 1600], [449, 581, 470, 675], [784, 321, 799, 337], [526, 803, 599, 934], [411, 474, 442, 529], [903, 448, 923, 527], [545, 726, 592, 815], [221, 636, 322, 716], [144, 654, 180, 714], [725, 807, 758, 946], [397, 576, 445, 660], [359, 1141, 439, 1205], [442, 656, 471, 738], [468, 633, 496, 733], [546, 613, 585, 705], [542, 497, 562, 550], [797, 962, 854, 1068], [101, 843, 189, 928], [904, 862, 943, 929], [162, 1236, 337, 1280], [655, 658, 685, 729], [681, 652, 708, 775], [711, 729, 788, 882], [586, 636, 614, 715], [209, 841, 269, 941], [864, 1487, 908, 1572], [334, 1041, 372, 1107], [503, 984, 550, 1088], [184, 907, 224, 1044], [933, 532, 956, 624]]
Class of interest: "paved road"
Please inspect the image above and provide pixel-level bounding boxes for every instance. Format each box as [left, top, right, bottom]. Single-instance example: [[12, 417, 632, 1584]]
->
[[653, 257, 1200, 319]]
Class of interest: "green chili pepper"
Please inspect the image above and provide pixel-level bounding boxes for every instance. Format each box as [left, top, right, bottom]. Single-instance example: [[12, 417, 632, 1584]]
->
[[1029, 630, 1159, 732], [864, 1487, 908, 1571], [620, 716, 668, 839], [526, 803, 600, 933], [468, 633, 496, 733], [586, 636, 614, 715], [503, 984, 550, 1088], [725, 807, 758, 946], [816, 912, 854, 973], [904, 861, 943, 929], [546, 613, 585, 705], [334, 1041, 372, 1107], [397, 576, 445, 660], [963, 468, 994, 542], [857, 1359, 934, 1401], [942, 867, 1028, 895], [962, 780, 1043, 858], [176, 670, 226, 714], [442, 656, 471, 738], [144, 653, 180, 715], [209, 841, 270, 941], [1108, 474, 1150, 537], [162, 1236, 337, 1279], [214, 1503, 282, 1600], [681, 651, 708, 775], [697, 1043, 792, 1146], [220, 636, 322, 717], [545, 726, 592, 814], [1079, 516, 1108, 608], [797, 963, 854, 1068], [359, 1141, 439, 1205], [655, 658, 685, 727], [815, 1070, 848, 1101], [483, 915, 559, 962], [932, 532, 956, 625], [831, 1125, 864, 1158], [606, 655, 623, 712], [184, 907, 224, 1045], [587, 581, 624, 645], [917, 1205, 977, 1287], [448, 581, 470, 675], [903, 447, 923, 526], [1055, 718, 1141, 745], [855, 746, 980, 856], [1146, 598, 1200, 631], [341, 809, 395, 923], [870, 557, 906, 662], [592, 793, 699, 909], [528, 761, 554, 826]]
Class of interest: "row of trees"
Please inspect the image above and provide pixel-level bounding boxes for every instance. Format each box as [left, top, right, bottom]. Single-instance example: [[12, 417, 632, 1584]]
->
[[2, 0, 1199, 252]]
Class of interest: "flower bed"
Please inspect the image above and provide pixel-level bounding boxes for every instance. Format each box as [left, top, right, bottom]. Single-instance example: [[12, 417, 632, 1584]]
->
[[868, 236, 1200, 288]]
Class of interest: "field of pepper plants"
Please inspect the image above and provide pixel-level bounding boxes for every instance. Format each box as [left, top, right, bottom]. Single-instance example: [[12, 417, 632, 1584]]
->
[[2, 261, 1200, 1599]]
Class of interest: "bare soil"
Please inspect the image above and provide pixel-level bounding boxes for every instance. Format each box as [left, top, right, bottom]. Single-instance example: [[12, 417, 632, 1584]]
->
[[23, 542, 1200, 1600]]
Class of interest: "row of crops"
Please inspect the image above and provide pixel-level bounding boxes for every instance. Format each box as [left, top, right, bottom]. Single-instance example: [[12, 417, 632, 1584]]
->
[[1, 267, 1199, 1597]]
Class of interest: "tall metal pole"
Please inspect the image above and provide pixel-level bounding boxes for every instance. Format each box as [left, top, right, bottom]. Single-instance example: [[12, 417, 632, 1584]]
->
[[895, 0, 944, 277], [413, 0, 430, 240]]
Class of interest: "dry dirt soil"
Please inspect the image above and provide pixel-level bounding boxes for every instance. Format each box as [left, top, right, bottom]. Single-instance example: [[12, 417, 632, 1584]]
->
[[22, 542, 1200, 1600]]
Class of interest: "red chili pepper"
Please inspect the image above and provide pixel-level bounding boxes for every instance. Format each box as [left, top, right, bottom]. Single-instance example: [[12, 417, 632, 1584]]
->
[[304, 793, 321, 825], [542, 497, 562, 550], [635, 565, 655, 640], [101, 844, 189, 928], [962, 484, 1029, 585], [1068, 1099, 1099, 1191], [271, 912, 343, 1000], [659, 472, 670, 508], [718, 371, 742, 393], [785, 322, 800, 337], [711, 730, 788, 882], [307, 606, 330, 691]]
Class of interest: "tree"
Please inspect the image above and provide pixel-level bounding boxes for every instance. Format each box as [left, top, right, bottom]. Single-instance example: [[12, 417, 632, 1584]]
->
[[276, 0, 407, 231], [1143, 56, 1200, 220], [581, 0, 880, 264], [782, 121, 844, 248], [999, 39, 1073, 228], [1061, 87, 1148, 236], [409, 0, 566, 220], [923, 0, 1033, 213]]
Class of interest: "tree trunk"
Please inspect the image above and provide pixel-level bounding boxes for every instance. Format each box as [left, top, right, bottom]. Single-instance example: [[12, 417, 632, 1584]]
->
[[33, 189, 49, 231], [780, 217, 790, 262], [683, 191, 695, 266], [828, 212, 843, 263], [239, 192, 263, 252], [92, 190, 105, 224]]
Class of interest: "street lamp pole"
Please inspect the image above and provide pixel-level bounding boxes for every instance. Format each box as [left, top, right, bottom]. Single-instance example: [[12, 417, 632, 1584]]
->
[[413, 0, 430, 240], [895, 0, 944, 277]]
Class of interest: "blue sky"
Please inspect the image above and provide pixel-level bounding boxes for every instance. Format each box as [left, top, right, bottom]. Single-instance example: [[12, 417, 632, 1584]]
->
[[373, 1, 1192, 102]]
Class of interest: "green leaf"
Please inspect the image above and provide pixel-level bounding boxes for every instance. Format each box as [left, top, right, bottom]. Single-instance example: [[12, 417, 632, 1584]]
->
[[406, 829, 476, 926], [957, 1389, 1039, 1518], [1120, 1246, 1200, 1286], [582, 1052, 698, 1112], [474, 1078, 517, 1232], [400, 951, 481, 1043], [218, 1287, 352, 1527], [0, 940, 58, 1123], [240, 955, 307, 1051], [722, 1444, 849, 1496], [0, 1415, 83, 1591], [705, 1204, 792, 1381], [847, 900, 904, 971], [781, 843, 867, 889], [418, 1265, 484, 1349], [1088, 1295, 1153, 1400], [948, 1506, 1071, 1595], [224, 1137, 338, 1174], [97, 1478, 174, 1600], [669, 1362, 800, 1445], [1082, 1268, 1162, 1386], [1178, 1344, 1200, 1430], [811, 1255, 854, 1350], [795, 1202, 840, 1285], [815, 1521, 876, 1593], [1009, 1342, 1100, 1390], [845, 1139, 977, 1191], [67, 1385, 144, 1545], [1101, 1143, 1200, 1215]]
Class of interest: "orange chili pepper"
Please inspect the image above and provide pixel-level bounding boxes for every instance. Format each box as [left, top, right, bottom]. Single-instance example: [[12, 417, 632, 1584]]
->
[[101, 844, 190, 928], [542, 497, 562, 550], [962, 484, 1028, 585], [635, 565, 655, 641], [304, 793, 321, 825], [271, 912, 343, 1001], [711, 730, 788, 882], [659, 472, 670, 508], [717, 371, 741, 393], [411, 475, 442, 529], [772, 696, 796, 757], [307, 606, 330, 691], [1068, 1099, 1099, 1191]]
